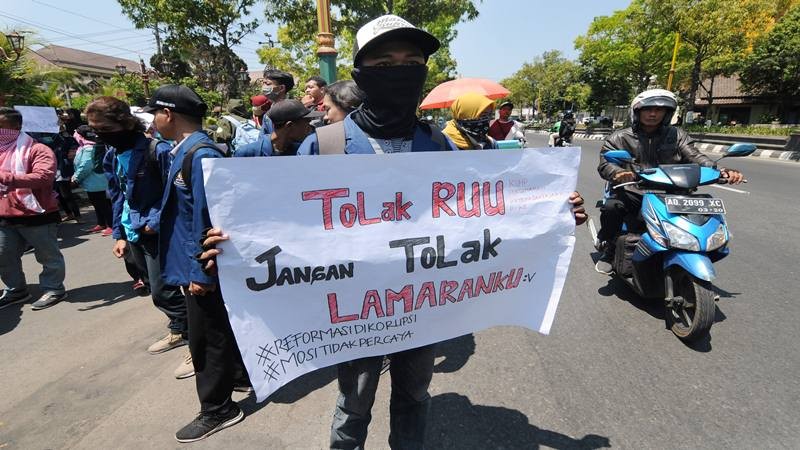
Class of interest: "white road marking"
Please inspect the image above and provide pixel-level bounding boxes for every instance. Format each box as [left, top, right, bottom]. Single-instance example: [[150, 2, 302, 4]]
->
[[587, 218, 599, 248], [711, 184, 750, 194]]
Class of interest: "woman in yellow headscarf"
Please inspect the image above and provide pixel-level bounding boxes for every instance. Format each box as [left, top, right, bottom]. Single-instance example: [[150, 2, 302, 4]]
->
[[442, 92, 497, 150]]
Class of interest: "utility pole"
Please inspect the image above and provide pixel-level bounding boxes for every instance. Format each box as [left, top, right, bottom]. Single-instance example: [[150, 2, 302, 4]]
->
[[667, 33, 681, 91], [316, 0, 337, 83], [153, 23, 163, 57]]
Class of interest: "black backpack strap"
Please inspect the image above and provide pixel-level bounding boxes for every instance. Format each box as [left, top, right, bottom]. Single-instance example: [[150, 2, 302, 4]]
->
[[315, 121, 346, 155], [181, 143, 225, 192]]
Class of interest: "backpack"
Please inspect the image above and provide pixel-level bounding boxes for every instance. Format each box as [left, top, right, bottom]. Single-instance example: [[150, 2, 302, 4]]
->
[[222, 115, 261, 151], [316, 121, 449, 155], [180, 142, 227, 192], [91, 143, 108, 174]]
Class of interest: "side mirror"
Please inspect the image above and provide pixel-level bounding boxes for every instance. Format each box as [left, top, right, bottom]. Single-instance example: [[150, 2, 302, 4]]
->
[[603, 149, 634, 165], [724, 143, 757, 157]]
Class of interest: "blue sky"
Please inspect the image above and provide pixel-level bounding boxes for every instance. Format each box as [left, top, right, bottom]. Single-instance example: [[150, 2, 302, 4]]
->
[[1, 0, 631, 81]]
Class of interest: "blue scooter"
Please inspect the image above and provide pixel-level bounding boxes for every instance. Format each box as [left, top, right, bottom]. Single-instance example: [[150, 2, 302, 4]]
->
[[594, 143, 756, 341]]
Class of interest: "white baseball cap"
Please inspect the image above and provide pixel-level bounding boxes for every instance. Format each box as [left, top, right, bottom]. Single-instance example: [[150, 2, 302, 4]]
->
[[353, 14, 440, 66]]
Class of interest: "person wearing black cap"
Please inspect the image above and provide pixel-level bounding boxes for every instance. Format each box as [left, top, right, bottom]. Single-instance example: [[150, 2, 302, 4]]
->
[[489, 101, 527, 143], [146, 84, 251, 443], [233, 99, 322, 157], [235, 69, 296, 157]]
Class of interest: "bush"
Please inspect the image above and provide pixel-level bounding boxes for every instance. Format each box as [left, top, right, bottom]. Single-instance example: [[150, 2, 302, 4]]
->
[[684, 125, 799, 136]]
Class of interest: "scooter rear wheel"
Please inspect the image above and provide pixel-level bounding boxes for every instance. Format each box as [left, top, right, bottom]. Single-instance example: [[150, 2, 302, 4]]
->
[[668, 268, 715, 342]]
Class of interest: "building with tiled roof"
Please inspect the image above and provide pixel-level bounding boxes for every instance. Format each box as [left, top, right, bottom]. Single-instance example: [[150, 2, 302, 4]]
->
[[694, 75, 799, 124], [27, 45, 141, 84]]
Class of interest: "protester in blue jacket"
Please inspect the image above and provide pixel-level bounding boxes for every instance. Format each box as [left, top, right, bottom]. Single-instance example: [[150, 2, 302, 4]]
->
[[202, 15, 585, 448], [86, 96, 190, 378], [146, 85, 250, 443]]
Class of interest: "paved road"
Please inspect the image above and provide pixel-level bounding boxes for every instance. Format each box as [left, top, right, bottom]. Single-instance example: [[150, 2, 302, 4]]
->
[[1, 135, 798, 449]]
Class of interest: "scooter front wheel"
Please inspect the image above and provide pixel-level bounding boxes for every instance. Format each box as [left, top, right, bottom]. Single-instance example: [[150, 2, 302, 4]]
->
[[668, 268, 716, 342]]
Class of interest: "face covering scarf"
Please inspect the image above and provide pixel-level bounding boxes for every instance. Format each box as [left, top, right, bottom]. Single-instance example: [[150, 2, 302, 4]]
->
[[0, 128, 20, 152], [442, 92, 495, 149], [0, 130, 45, 213], [350, 64, 428, 139], [94, 130, 140, 151]]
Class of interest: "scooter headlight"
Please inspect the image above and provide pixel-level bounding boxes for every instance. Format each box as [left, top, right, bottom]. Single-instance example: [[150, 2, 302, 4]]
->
[[646, 222, 669, 248], [662, 222, 700, 251], [706, 223, 728, 251]]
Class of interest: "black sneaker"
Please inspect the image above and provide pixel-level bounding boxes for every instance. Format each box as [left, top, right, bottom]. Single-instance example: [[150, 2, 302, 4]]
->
[[0, 290, 32, 310], [175, 405, 244, 443]]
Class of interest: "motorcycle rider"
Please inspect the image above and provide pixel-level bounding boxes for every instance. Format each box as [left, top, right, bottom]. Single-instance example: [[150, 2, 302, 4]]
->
[[548, 110, 576, 147], [595, 89, 744, 274]]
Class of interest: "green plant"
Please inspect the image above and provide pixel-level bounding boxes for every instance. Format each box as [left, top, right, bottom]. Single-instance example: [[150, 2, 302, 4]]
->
[[684, 124, 798, 136]]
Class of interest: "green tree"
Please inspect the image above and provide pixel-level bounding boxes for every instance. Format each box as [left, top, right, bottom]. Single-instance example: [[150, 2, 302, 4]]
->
[[574, 0, 681, 113], [501, 51, 589, 118], [118, 0, 258, 98], [645, 0, 773, 112], [0, 32, 77, 107], [739, 5, 800, 121], [260, 0, 480, 92]]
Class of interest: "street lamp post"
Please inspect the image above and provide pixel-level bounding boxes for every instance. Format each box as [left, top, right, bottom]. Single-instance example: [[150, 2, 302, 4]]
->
[[238, 67, 251, 91], [115, 59, 160, 101], [316, 0, 337, 83], [0, 32, 24, 62]]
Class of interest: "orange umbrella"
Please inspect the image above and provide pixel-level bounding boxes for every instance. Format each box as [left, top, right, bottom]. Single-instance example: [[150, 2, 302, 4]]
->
[[419, 78, 510, 110]]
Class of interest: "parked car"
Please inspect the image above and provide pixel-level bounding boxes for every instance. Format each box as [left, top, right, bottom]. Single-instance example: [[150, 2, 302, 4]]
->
[[583, 116, 597, 125]]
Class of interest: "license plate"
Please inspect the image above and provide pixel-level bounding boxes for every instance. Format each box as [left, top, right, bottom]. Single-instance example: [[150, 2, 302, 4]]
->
[[664, 196, 726, 215]]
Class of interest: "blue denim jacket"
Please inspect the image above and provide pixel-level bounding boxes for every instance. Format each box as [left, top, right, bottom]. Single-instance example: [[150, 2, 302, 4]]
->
[[234, 114, 274, 157], [297, 115, 458, 155], [233, 135, 273, 157], [158, 131, 222, 287], [105, 134, 171, 240]]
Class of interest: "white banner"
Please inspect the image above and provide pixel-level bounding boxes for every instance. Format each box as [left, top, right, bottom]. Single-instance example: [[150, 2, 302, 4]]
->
[[14, 105, 60, 133], [203, 148, 580, 402]]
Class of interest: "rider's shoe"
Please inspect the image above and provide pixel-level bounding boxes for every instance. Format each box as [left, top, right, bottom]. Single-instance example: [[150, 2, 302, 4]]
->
[[595, 241, 614, 275]]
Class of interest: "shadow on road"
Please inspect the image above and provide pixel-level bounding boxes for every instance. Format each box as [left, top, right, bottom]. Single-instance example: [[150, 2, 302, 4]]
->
[[434, 333, 476, 373], [55, 221, 90, 250], [0, 283, 42, 336], [597, 277, 664, 322], [66, 281, 140, 310], [0, 301, 24, 337], [268, 365, 338, 404], [427, 393, 611, 449]]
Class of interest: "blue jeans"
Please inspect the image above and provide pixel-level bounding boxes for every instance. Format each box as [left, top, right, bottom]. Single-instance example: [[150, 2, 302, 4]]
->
[[0, 222, 65, 294], [331, 344, 436, 450]]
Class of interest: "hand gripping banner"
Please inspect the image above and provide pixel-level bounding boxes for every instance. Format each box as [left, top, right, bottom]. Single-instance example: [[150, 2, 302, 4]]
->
[[203, 148, 580, 401]]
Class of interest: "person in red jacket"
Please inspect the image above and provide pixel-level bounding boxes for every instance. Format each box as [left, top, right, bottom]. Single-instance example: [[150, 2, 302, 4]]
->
[[0, 107, 67, 310]]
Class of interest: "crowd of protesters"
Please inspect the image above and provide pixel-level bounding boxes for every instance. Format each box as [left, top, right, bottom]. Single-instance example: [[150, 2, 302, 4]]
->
[[0, 14, 588, 446]]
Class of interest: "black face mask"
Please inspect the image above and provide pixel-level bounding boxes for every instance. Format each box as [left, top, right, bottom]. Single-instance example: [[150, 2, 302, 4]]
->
[[95, 130, 140, 151], [457, 118, 491, 139], [351, 65, 428, 139]]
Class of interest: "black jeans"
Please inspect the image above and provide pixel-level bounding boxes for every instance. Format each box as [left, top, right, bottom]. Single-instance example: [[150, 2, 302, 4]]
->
[[123, 240, 147, 283], [185, 287, 249, 413], [128, 235, 187, 335], [86, 190, 112, 228], [598, 189, 643, 243], [331, 344, 436, 450], [55, 180, 80, 217]]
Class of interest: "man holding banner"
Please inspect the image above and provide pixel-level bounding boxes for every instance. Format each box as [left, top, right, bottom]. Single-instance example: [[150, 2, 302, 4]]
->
[[200, 14, 585, 449]]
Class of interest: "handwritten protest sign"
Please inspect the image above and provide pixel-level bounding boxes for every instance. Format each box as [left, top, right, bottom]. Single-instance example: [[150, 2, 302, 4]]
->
[[13, 106, 60, 133], [203, 148, 579, 402]]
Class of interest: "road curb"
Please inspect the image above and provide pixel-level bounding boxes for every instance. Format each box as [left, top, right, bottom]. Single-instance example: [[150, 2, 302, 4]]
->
[[695, 142, 799, 162], [525, 130, 800, 162]]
